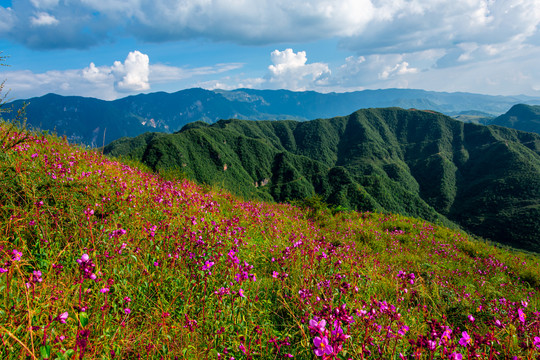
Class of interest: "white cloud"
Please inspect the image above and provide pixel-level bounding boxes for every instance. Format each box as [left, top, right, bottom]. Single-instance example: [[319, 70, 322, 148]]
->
[[379, 61, 418, 80], [111, 51, 150, 92], [264, 49, 331, 90], [0, 6, 16, 33], [31, 12, 59, 26], [2, 51, 243, 100]]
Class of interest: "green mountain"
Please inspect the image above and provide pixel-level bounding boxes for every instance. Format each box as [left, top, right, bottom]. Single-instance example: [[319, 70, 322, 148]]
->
[[104, 108, 540, 252], [5, 88, 540, 145], [490, 104, 540, 134]]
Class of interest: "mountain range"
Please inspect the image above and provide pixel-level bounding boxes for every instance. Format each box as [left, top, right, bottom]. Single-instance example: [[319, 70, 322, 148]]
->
[[5, 88, 540, 146], [104, 107, 540, 253]]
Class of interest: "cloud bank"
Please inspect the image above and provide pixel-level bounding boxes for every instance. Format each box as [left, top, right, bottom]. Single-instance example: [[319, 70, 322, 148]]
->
[[1, 1, 538, 57], [3, 51, 243, 100], [1, 1, 540, 96]]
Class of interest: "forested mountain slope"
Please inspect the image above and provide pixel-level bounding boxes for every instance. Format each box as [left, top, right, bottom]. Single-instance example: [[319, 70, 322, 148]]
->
[[105, 108, 540, 252]]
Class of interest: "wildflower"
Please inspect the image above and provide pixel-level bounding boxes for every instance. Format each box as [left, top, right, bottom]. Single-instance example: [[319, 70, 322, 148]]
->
[[440, 328, 452, 345], [449, 353, 463, 360], [459, 331, 472, 347], [309, 318, 327, 333], [468, 314, 475, 323], [0, 267, 8, 273], [517, 308, 526, 323], [100, 287, 109, 293], [124, 308, 131, 315], [398, 325, 409, 336], [533, 336, 540, 350], [201, 261, 214, 272], [12, 249, 22, 262], [238, 288, 245, 297], [77, 254, 96, 280], [313, 336, 333, 357], [56, 312, 69, 323]]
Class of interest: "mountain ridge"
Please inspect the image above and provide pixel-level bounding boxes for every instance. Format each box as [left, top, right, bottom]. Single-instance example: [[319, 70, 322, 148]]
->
[[5, 88, 540, 146], [104, 107, 540, 252]]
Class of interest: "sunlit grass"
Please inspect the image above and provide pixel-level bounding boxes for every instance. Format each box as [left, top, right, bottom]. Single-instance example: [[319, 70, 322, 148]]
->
[[0, 121, 539, 359]]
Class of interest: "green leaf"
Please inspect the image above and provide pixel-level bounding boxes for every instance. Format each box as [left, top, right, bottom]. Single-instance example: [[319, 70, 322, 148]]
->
[[64, 349, 75, 359], [79, 312, 89, 327], [40, 345, 51, 359]]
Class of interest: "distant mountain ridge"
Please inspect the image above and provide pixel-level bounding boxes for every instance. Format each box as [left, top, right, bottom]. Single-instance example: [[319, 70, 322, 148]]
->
[[104, 108, 540, 253], [5, 88, 540, 146]]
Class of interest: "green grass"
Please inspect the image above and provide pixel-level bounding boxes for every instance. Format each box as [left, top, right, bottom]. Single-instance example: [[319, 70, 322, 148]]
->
[[0, 121, 539, 359]]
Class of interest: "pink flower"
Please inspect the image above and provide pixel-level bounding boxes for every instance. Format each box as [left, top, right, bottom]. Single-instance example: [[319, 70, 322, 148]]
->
[[449, 353, 463, 360], [0, 267, 8, 273], [459, 331, 472, 347], [12, 249, 22, 262], [398, 325, 409, 336], [517, 308, 526, 323], [57, 312, 69, 323], [124, 308, 131, 315], [468, 314, 475, 322], [100, 287, 109, 293], [309, 319, 327, 333], [533, 336, 540, 350], [313, 336, 333, 357], [238, 288, 245, 297]]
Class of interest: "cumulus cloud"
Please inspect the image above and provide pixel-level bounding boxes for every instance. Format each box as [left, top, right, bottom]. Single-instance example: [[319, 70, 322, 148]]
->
[[2, 51, 243, 100], [264, 49, 331, 90], [111, 51, 150, 92]]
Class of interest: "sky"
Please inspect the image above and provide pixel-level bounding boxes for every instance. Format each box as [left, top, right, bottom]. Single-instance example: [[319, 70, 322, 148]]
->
[[1, 0, 540, 100]]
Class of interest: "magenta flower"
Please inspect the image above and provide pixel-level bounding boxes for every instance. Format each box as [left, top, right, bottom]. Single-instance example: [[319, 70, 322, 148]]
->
[[124, 308, 131, 315], [100, 287, 109, 293], [309, 318, 327, 333], [449, 353, 463, 360], [467, 314, 475, 323], [533, 336, 540, 350], [12, 249, 22, 262], [313, 336, 333, 357], [238, 288, 245, 297], [517, 308, 526, 323], [459, 331, 472, 347], [398, 325, 409, 336], [57, 312, 69, 323], [0, 267, 7, 273]]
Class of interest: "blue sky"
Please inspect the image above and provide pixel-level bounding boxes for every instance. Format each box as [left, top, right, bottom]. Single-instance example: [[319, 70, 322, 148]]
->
[[1, 0, 540, 100]]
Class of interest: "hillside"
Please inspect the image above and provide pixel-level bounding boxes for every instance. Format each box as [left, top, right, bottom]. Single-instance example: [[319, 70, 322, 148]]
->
[[105, 108, 540, 252], [2, 120, 540, 359], [5, 88, 540, 145], [491, 104, 540, 135]]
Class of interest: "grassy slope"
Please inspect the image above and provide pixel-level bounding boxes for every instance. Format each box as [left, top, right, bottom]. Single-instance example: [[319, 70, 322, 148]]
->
[[1, 122, 540, 359], [105, 108, 540, 252]]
